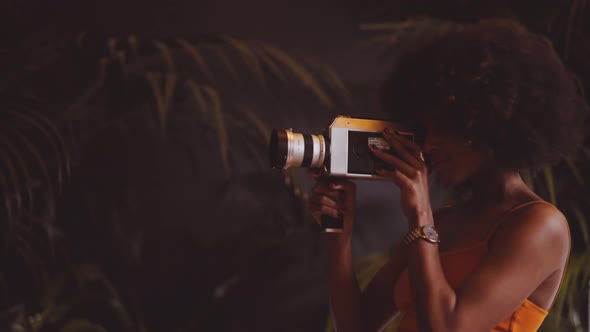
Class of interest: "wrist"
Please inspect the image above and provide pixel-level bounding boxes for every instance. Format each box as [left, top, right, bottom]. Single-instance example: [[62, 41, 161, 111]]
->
[[407, 207, 434, 228]]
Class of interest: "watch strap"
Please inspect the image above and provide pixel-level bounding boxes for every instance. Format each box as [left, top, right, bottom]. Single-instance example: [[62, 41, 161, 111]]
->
[[403, 225, 439, 246], [403, 227, 423, 246]]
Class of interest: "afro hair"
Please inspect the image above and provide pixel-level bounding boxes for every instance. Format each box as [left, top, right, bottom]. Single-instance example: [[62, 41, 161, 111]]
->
[[381, 17, 587, 172]]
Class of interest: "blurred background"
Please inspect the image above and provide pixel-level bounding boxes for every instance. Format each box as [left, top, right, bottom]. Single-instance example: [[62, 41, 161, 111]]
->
[[2, 1, 590, 331]]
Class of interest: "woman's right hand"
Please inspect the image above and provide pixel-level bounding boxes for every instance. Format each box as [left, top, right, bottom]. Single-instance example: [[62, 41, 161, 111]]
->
[[307, 169, 357, 235]]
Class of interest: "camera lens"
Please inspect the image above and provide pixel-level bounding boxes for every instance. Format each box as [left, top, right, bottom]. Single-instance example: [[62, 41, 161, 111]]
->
[[269, 129, 328, 169]]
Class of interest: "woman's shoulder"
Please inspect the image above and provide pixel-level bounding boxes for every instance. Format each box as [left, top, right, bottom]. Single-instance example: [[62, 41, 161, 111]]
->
[[491, 198, 569, 251]]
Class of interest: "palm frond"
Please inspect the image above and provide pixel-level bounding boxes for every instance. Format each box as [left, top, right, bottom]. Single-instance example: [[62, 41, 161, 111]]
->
[[175, 38, 215, 81], [202, 43, 240, 81], [237, 107, 271, 143], [153, 40, 176, 73], [0, 133, 33, 217], [543, 168, 557, 206], [260, 44, 334, 108], [6, 108, 70, 191], [570, 203, 589, 245], [222, 36, 266, 85], [59, 320, 108, 332], [145, 72, 177, 134], [200, 85, 231, 176], [9, 127, 54, 207], [185, 80, 231, 176]]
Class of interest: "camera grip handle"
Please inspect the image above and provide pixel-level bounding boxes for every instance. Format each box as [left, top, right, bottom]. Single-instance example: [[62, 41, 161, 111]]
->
[[318, 176, 345, 233], [320, 214, 344, 233]]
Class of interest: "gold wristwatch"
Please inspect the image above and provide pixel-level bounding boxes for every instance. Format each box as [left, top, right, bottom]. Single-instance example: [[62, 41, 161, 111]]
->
[[403, 225, 440, 245]]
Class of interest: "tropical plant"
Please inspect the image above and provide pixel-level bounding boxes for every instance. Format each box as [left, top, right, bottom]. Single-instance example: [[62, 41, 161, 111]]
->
[[1, 28, 354, 332]]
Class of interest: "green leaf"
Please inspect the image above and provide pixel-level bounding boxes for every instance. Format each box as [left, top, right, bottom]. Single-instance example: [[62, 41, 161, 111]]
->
[[201, 86, 231, 176], [521, 169, 535, 192], [260, 43, 334, 108], [0, 133, 32, 217], [106, 37, 117, 58], [564, 156, 584, 184], [128, 35, 139, 61], [59, 319, 107, 332], [185, 79, 209, 114], [175, 38, 215, 81], [145, 72, 177, 134], [7, 107, 70, 192], [543, 167, 557, 205], [185, 81, 231, 176], [0, 160, 12, 219], [202, 43, 239, 81], [570, 203, 589, 245], [9, 127, 55, 207], [153, 40, 176, 73], [237, 107, 270, 142], [223, 36, 266, 85], [64, 57, 109, 118], [249, 44, 288, 82]]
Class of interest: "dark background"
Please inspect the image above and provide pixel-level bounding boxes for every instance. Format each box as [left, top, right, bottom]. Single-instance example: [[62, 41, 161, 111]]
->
[[2, 1, 589, 331]]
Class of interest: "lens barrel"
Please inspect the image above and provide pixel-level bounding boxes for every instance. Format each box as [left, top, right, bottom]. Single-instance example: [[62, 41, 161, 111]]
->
[[269, 129, 327, 169]]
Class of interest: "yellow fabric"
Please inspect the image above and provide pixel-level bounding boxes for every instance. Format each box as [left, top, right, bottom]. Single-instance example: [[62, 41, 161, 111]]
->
[[393, 201, 556, 332]]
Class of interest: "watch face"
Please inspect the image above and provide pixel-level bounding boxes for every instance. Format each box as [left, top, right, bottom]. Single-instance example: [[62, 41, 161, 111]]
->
[[423, 225, 439, 242]]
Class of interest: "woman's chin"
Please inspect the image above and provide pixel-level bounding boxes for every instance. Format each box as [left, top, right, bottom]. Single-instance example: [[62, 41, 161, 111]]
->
[[432, 171, 464, 188]]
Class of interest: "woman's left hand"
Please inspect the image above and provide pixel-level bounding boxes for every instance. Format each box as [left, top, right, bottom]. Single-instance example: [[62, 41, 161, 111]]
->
[[369, 129, 432, 222]]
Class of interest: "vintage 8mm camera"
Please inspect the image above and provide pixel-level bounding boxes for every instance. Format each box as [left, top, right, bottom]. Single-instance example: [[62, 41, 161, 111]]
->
[[269, 116, 414, 178], [269, 116, 414, 232]]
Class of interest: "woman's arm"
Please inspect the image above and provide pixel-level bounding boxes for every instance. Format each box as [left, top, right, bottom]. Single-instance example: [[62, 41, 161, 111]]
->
[[324, 231, 406, 332], [369, 131, 570, 332], [406, 203, 569, 332], [311, 178, 404, 332], [324, 231, 365, 332]]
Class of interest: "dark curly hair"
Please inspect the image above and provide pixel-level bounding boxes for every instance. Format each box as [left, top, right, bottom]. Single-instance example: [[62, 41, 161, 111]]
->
[[381, 18, 587, 172]]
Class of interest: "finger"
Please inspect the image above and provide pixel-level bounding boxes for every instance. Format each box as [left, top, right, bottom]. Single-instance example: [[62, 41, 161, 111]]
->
[[328, 180, 355, 192], [319, 205, 341, 219], [318, 193, 341, 210], [369, 144, 416, 176], [307, 168, 324, 178], [309, 190, 342, 206], [383, 130, 423, 168], [393, 130, 422, 151], [325, 189, 343, 201], [376, 168, 411, 187]]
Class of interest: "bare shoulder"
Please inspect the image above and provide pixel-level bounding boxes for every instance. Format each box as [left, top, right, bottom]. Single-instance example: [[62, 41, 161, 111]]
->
[[491, 201, 570, 261]]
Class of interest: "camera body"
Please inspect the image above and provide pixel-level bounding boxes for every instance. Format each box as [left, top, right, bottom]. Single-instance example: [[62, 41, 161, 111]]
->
[[270, 115, 414, 179], [269, 116, 414, 232], [325, 116, 413, 179]]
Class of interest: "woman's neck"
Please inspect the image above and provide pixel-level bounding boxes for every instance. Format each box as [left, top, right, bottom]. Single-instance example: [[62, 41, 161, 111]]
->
[[465, 166, 531, 206]]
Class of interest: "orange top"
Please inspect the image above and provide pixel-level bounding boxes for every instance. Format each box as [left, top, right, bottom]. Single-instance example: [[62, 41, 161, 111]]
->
[[393, 200, 564, 332]]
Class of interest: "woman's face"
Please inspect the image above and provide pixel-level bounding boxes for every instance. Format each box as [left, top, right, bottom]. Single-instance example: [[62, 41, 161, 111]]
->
[[419, 121, 489, 187]]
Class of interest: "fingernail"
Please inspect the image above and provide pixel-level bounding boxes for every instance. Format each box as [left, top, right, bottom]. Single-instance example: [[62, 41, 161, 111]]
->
[[384, 128, 391, 135]]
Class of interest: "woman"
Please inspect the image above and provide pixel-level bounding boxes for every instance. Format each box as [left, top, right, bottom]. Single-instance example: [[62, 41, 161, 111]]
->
[[308, 18, 586, 332]]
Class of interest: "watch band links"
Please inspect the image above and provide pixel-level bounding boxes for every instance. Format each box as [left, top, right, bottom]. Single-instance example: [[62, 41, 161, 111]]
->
[[403, 227, 423, 246]]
